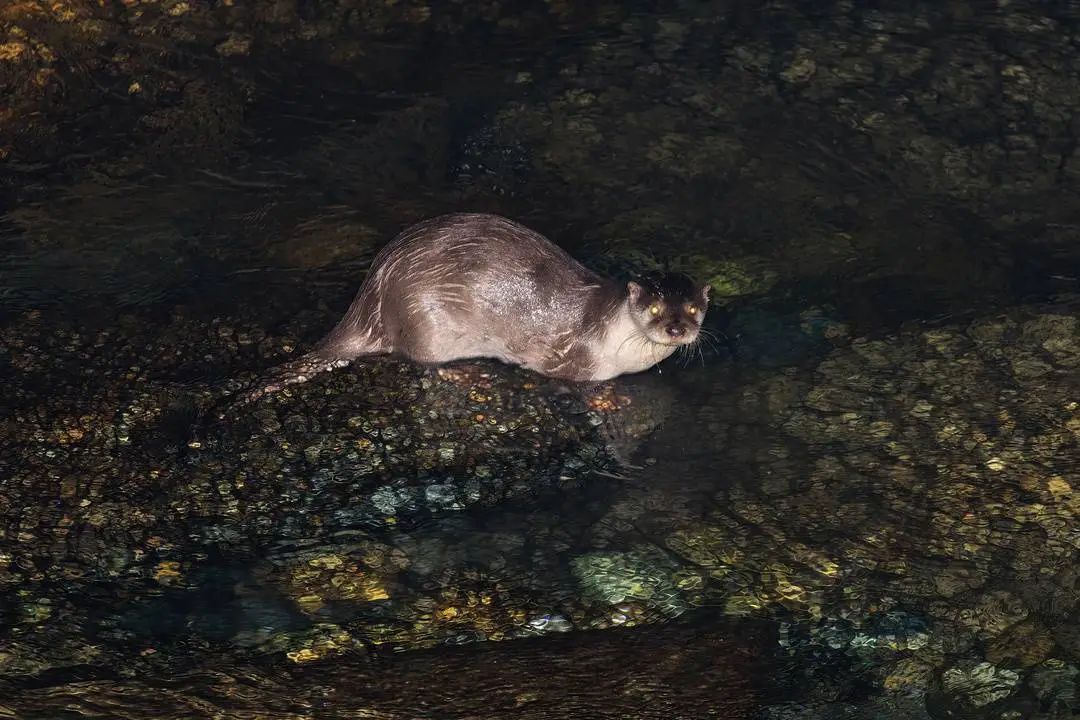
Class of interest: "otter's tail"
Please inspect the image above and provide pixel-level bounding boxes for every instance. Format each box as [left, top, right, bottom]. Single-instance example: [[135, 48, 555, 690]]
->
[[185, 349, 361, 449], [209, 288, 388, 420], [194, 350, 347, 427], [237, 312, 387, 407], [239, 349, 354, 406]]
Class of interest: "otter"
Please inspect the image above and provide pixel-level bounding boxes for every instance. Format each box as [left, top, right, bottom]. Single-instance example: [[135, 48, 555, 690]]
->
[[245, 213, 710, 401]]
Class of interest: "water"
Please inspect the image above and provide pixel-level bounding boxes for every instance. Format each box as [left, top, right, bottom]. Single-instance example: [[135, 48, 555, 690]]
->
[[2, 1, 1080, 718]]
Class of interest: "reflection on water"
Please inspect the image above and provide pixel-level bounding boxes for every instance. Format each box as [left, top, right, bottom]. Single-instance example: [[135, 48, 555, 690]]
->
[[2, 1, 1080, 718]]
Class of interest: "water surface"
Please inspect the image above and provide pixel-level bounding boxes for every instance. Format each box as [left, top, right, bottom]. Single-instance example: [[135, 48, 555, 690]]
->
[[2, 2, 1079, 718]]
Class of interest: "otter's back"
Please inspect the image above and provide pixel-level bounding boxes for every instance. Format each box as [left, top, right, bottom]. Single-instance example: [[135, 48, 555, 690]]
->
[[358, 213, 609, 365], [378, 213, 600, 312]]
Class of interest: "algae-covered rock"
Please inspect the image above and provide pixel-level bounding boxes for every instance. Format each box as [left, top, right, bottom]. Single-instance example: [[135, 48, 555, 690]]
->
[[571, 547, 687, 621], [704, 257, 780, 299]]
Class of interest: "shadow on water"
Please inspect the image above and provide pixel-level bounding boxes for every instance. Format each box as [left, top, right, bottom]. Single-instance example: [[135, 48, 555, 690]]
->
[[2, 1, 1080, 718]]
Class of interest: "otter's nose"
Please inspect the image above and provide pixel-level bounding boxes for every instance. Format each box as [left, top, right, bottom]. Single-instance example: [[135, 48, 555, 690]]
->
[[665, 325, 686, 338]]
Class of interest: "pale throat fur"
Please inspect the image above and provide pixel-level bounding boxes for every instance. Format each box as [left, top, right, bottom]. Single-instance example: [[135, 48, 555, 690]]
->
[[590, 299, 681, 380]]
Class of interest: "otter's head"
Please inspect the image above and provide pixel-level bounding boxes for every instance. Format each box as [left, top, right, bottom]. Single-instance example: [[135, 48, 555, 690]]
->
[[626, 272, 710, 346]]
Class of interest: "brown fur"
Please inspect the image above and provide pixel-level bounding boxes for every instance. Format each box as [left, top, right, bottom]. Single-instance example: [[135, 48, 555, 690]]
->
[[243, 213, 709, 402]]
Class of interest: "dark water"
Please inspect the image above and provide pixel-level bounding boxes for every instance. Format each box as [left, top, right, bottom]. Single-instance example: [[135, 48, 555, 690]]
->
[[2, 1, 1080, 718]]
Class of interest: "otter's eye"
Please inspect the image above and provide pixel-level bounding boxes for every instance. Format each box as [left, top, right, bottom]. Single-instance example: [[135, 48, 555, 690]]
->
[[687, 305, 698, 316], [648, 304, 661, 316]]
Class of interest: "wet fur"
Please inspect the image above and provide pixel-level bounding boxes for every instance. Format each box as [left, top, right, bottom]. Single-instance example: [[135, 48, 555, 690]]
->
[[244, 213, 709, 402]]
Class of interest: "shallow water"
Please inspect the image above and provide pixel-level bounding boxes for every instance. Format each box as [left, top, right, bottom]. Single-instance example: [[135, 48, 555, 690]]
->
[[2, 1, 1080, 718]]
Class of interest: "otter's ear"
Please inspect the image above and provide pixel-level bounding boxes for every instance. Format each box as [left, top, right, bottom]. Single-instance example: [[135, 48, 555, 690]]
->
[[627, 281, 644, 303], [701, 284, 712, 302]]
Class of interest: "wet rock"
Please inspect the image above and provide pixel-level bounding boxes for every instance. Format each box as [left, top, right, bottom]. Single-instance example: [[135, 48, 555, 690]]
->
[[985, 619, 1055, 668], [952, 590, 1030, 641], [933, 659, 1021, 711], [1028, 660, 1079, 715]]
